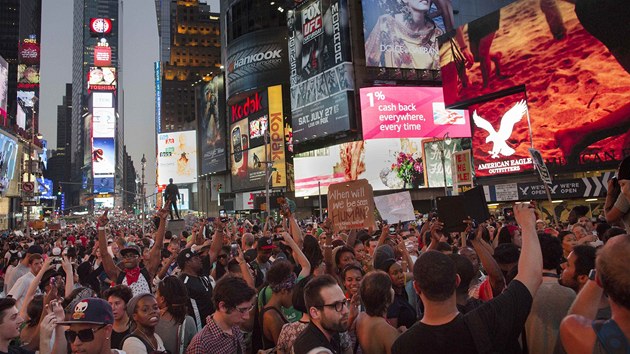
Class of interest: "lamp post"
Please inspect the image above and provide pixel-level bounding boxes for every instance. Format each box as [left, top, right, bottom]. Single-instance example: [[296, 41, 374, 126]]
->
[[141, 154, 146, 235]]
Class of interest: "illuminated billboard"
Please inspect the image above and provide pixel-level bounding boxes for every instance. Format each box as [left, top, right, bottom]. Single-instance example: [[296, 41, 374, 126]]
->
[[92, 108, 115, 138], [17, 64, 40, 88], [94, 46, 112, 67], [470, 92, 534, 177], [94, 197, 114, 209], [90, 18, 113, 36], [0, 56, 7, 120], [440, 0, 630, 171], [360, 86, 470, 140], [92, 137, 116, 175], [0, 132, 19, 196], [287, 0, 355, 144], [294, 138, 427, 197], [198, 75, 227, 174], [37, 177, 54, 199], [361, 0, 444, 70], [92, 92, 113, 108], [157, 130, 198, 185], [88, 67, 117, 91], [230, 86, 286, 191]]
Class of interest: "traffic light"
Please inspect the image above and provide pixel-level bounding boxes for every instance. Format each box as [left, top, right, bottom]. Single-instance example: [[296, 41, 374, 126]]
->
[[58, 185, 62, 196]]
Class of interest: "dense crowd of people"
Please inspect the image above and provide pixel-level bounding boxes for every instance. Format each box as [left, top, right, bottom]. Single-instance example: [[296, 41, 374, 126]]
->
[[0, 157, 629, 354]]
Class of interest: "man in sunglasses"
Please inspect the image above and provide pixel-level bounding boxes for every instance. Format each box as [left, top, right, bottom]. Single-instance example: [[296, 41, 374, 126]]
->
[[294, 275, 351, 354], [58, 298, 117, 354]]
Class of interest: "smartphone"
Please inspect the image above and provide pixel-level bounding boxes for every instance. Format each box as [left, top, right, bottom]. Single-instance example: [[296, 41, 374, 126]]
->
[[389, 227, 396, 235], [230, 243, 239, 257], [49, 277, 57, 287], [219, 209, 228, 223], [232, 126, 242, 162]]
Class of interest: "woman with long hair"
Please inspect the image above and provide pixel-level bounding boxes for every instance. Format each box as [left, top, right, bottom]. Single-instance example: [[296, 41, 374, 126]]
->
[[155, 276, 197, 354]]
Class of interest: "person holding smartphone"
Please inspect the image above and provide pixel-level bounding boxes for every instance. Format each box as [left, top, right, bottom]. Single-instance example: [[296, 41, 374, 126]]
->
[[604, 156, 630, 233]]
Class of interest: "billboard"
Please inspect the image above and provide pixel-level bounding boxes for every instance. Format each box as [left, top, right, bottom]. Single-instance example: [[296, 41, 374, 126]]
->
[[198, 75, 227, 174], [157, 130, 198, 185], [93, 177, 114, 194], [362, 0, 444, 70], [230, 86, 286, 191], [94, 46, 112, 67], [154, 62, 161, 134], [92, 138, 116, 175], [17, 64, 40, 87], [89, 18, 113, 36], [0, 56, 7, 120], [287, 0, 355, 144], [360, 86, 471, 140], [440, 0, 630, 171], [37, 177, 53, 199], [470, 92, 533, 177], [92, 92, 113, 108], [0, 132, 19, 196], [94, 197, 114, 209], [17, 90, 37, 107], [88, 67, 117, 90], [294, 138, 426, 197], [225, 28, 289, 97], [178, 188, 190, 210], [92, 108, 115, 137], [422, 138, 464, 188]]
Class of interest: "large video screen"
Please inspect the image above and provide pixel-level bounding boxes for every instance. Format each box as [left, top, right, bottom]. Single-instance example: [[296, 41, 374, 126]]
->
[[440, 0, 630, 171], [294, 138, 427, 197], [88, 67, 117, 90], [92, 108, 115, 138], [0, 56, 7, 120], [157, 130, 198, 185], [360, 86, 470, 140], [361, 0, 447, 70], [230, 86, 286, 192], [92, 138, 116, 175], [287, 0, 355, 144], [0, 132, 19, 195], [198, 75, 227, 175]]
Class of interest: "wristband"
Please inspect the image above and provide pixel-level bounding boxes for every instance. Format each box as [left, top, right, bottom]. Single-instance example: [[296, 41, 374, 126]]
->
[[98, 227, 108, 231], [323, 244, 333, 249]]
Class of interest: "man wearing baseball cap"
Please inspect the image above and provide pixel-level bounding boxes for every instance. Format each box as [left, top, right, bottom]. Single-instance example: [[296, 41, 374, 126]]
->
[[58, 298, 118, 354], [250, 236, 276, 288], [178, 247, 214, 331], [97, 208, 168, 297], [604, 156, 630, 233]]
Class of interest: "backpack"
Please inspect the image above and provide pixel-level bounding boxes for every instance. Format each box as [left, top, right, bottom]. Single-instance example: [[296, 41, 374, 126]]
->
[[593, 319, 630, 354]]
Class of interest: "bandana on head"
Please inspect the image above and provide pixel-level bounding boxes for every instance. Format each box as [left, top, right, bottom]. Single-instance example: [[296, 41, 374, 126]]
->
[[270, 272, 297, 293]]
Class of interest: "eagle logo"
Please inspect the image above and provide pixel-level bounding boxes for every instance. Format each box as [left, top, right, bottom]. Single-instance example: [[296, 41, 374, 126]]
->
[[472, 100, 528, 159]]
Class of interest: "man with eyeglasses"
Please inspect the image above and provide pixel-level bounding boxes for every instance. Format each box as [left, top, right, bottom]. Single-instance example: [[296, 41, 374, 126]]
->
[[293, 275, 350, 354], [57, 298, 120, 354], [186, 276, 256, 354]]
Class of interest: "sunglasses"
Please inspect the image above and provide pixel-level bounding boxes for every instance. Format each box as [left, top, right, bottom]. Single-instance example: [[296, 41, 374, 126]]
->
[[65, 324, 107, 343]]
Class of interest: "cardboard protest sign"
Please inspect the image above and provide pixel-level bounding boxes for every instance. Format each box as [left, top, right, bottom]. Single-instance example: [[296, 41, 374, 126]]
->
[[328, 179, 376, 232], [374, 191, 415, 223]]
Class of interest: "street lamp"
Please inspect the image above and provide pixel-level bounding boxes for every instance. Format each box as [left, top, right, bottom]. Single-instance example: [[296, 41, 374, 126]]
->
[[141, 154, 146, 235], [438, 133, 452, 196]]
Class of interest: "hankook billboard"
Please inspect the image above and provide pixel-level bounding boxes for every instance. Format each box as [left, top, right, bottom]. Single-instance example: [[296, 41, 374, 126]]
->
[[225, 28, 289, 98]]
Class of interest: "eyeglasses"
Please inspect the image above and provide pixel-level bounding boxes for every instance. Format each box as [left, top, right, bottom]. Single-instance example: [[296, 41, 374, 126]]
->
[[122, 254, 139, 259], [315, 299, 349, 312], [65, 325, 107, 343], [234, 303, 255, 314]]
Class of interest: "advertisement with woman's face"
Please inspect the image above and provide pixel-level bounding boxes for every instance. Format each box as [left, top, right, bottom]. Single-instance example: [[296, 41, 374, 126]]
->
[[362, 0, 446, 70]]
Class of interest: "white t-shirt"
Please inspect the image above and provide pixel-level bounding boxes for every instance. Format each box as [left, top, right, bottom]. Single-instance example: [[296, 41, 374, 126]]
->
[[122, 334, 165, 354]]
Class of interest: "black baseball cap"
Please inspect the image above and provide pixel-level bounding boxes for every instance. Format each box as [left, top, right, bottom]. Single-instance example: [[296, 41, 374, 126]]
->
[[58, 298, 114, 325], [119, 245, 141, 257], [257, 237, 277, 250], [177, 248, 198, 269]]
